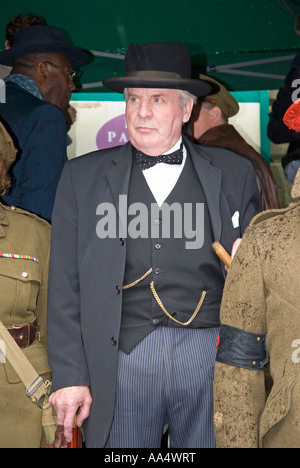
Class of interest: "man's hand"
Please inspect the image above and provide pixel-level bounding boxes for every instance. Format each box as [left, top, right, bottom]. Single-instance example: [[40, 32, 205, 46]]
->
[[224, 238, 242, 272], [49, 386, 92, 443], [231, 238, 242, 259]]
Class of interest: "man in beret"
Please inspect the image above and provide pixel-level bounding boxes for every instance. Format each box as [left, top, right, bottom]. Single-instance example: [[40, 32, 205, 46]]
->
[[189, 74, 280, 211], [47, 42, 260, 448], [0, 25, 87, 221]]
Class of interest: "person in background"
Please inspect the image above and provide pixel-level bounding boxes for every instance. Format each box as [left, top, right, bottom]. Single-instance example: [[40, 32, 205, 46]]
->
[[213, 97, 300, 448], [0, 120, 51, 448], [189, 74, 280, 211], [0, 24, 87, 221], [268, 51, 300, 183], [5, 13, 47, 49], [0, 13, 47, 80], [1, 14, 78, 141], [47, 42, 259, 448]]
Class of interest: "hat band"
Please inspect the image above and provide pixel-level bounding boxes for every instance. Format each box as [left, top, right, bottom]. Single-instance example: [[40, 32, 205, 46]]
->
[[126, 70, 182, 79]]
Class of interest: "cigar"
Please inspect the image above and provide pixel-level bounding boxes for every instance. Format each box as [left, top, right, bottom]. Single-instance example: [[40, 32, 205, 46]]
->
[[212, 241, 231, 268]]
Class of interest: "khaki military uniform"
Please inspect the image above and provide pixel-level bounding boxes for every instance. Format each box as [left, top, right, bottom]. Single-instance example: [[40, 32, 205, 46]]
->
[[0, 122, 52, 448], [213, 196, 300, 448], [0, 203, 51, 448]]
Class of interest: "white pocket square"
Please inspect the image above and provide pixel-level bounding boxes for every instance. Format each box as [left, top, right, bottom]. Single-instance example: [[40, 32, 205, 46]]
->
[[232, 211, 240, 228]]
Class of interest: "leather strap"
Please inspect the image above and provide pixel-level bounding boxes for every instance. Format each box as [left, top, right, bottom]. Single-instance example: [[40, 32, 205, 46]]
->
[[0, 320, 50, 408], [7, 319, 37, 349]]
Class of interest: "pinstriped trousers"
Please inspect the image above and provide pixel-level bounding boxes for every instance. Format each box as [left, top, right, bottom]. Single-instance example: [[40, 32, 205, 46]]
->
[[105, 326, 219, 448]]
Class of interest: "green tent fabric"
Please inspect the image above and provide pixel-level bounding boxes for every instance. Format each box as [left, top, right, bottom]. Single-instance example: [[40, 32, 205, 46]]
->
[[1, 0, 300, 92]]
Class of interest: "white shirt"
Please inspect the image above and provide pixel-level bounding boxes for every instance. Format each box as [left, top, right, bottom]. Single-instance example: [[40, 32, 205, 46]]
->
[[142, 137, 186, 207]]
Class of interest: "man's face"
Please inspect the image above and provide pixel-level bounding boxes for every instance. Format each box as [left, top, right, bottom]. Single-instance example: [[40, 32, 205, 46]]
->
[[125, 88, 193, 156], [40, 53, 75, 110]]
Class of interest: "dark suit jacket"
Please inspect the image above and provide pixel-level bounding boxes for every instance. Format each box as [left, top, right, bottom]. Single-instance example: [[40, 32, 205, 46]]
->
[[47, 136, 260, 447], [0, 81, 67, 221]]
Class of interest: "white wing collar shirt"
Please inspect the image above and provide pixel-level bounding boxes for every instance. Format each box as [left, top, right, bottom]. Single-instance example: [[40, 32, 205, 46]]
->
[[141, 137, 186, 207]]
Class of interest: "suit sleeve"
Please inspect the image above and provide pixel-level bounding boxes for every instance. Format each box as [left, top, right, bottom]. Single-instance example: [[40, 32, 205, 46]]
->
[[35, 228, 51, 351], [47, 162, 90, 392], [213, 226, 267, 448]]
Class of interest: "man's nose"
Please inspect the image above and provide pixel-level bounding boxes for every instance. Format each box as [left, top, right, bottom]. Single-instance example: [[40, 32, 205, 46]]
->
[[69, 80, 76, 91], [137, 100, 152, 118]]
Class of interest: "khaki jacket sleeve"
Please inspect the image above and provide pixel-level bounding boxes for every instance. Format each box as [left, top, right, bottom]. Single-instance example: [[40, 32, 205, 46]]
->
[[35, 240, 50, 350], [213, 226, 267, 448]]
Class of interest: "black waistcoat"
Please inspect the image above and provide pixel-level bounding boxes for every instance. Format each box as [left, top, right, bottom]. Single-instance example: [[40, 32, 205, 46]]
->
[[120, 150, 224, 353]]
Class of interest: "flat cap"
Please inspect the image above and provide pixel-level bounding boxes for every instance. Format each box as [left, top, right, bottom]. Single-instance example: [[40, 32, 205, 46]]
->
[[199, 74, 239, 118]]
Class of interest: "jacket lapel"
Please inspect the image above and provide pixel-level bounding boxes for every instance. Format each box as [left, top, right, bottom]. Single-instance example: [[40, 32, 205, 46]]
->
[[106, 143, 133, 234], [184, 137, 223, 243], [106, 143, 133, 197]]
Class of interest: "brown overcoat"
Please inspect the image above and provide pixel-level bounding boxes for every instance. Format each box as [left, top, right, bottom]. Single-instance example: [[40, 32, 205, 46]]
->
[[197, 124, 280, 211], [213, 194, 300, 448]]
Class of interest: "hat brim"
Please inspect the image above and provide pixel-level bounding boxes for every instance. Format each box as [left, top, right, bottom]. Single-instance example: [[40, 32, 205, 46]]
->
[[198, 74, 239, 118], [0, 44, 88, 67], [102, 77, 211, 96], [283, 99, 300, 131]]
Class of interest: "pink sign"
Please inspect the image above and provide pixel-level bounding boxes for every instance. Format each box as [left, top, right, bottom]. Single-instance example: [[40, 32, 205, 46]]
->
[[96, 114, 129, 150]]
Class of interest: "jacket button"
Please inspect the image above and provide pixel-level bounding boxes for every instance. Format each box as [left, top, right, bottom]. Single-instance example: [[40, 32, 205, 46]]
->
[[115, 286, 121, 294], [151, 318, 160, 325], [111, 337, 117, 346], [214, 411, 223, 428]]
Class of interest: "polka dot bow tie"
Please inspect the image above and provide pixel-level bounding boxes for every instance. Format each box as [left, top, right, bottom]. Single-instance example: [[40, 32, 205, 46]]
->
[[135, 142, 184, 170]]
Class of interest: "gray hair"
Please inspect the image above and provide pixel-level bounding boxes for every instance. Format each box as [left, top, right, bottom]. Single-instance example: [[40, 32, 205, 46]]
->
[[178, 90, 197, 107]]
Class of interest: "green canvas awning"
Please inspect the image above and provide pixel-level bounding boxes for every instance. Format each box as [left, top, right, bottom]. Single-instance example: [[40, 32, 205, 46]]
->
[[1, 0, 300, 92]]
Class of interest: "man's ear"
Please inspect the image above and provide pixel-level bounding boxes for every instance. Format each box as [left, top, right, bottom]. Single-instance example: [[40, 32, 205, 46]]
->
[[183, 98, 195, 124], [35, 61, 49, 79], [209, 106, 222, 124]]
